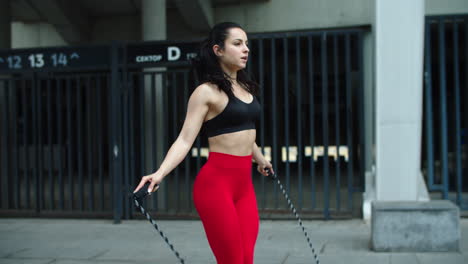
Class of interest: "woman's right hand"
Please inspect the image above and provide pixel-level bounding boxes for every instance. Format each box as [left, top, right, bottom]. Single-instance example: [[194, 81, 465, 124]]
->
[[133, 172, 163, 195]]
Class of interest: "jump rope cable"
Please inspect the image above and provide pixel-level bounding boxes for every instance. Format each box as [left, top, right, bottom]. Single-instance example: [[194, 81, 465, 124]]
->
[[266, 169, 320, 264], [132, 171, 320, 264], [133, 183, 186, 264]]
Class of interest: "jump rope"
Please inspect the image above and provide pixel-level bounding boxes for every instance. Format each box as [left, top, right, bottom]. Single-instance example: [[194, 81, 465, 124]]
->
[[132, 169, 320, 264]]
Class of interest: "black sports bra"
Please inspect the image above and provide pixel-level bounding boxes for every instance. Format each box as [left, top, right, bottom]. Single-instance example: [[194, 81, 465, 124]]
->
[[203, 93, 261, 138]]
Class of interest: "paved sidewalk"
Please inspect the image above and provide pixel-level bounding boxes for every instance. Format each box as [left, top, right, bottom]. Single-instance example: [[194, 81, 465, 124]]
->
[[0, 218, 467, 264]]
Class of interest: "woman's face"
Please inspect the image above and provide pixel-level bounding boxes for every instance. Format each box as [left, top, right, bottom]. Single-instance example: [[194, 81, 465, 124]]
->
[[214, 27, 249, 72]]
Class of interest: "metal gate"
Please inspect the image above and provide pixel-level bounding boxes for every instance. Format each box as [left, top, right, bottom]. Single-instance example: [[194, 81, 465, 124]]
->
[[0, 45, 113, 217], [0, 28, 366, 221], [423, 14, 468, 210]]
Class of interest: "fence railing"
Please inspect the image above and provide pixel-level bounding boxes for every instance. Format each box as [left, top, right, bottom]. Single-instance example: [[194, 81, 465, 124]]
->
[[423, 14, 467, 209], [0, 28, 366, 221], [0, 73, 112, 216]]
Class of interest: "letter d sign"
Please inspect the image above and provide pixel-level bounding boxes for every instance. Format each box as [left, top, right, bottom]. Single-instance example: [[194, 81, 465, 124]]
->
[[168, 46, 181, 61]]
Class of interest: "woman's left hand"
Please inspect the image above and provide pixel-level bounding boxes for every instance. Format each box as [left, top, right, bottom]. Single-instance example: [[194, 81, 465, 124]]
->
[[257, 160, 274, 177]]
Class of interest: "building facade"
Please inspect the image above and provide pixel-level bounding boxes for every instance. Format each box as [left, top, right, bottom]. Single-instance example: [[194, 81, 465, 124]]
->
[[0, 0, 467, 221]]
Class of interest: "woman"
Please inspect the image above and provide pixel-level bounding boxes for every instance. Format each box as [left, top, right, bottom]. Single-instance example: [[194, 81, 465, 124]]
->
[[133, 22, 274, 264]]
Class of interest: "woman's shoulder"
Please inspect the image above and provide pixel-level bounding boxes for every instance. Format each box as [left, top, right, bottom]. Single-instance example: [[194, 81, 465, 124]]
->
[[191, 82, 221, 104], [193, 82, 218, 96], [196, 82, 218, 91]]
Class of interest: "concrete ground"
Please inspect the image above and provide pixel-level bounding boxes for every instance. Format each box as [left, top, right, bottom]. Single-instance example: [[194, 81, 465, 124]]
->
[[0, 218, 467, 264]]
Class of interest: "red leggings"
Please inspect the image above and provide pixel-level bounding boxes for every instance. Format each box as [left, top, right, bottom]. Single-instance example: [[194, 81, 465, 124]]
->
[[193, 152, 259, 264]]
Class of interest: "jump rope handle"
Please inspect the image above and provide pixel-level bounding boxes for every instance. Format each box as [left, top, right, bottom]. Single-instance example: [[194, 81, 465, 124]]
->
[[264, 168, 277, 180], [133, 182, 158, 201]]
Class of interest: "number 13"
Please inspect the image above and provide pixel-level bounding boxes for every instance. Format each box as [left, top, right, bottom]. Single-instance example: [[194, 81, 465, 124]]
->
[[28, 54, 45, 68]]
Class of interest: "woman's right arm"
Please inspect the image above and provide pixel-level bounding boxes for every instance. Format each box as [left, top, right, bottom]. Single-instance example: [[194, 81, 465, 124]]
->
[[133, 84, 212, 193]]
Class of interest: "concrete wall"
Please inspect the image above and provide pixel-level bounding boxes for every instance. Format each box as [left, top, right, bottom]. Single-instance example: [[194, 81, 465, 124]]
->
[[11, 12, 203, 48], [215, 0, 372, 32], [214, 0, 468, 33], [11, 22, 66, 48], [92, 16, 140, 44], [426, 0, 468, 15], [90, 12, 202, 44], [167, 9, 205, 41], [9, 0, 468, 48]]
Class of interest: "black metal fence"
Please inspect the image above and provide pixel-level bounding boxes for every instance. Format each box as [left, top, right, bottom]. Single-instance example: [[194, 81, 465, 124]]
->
[[423, 14, 468, 209], [0, 71, 112, 217], [116, 30, 366, 221], [0, 28, 366, 221], [244, 31, 365, 219]]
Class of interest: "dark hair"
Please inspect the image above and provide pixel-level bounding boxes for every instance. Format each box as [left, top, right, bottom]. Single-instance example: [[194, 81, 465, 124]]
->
[[191, 22, 259, 97]]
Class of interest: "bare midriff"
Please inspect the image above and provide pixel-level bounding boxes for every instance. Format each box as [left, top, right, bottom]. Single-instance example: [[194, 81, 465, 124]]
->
[[208, 129, 256, 156]]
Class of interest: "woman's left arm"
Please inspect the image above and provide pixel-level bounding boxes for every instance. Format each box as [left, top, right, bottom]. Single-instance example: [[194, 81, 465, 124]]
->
[[252, 142, 274, 176]]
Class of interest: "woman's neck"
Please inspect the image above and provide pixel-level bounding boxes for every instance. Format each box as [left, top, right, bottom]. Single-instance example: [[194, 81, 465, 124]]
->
[[220, 64, 238, 82]]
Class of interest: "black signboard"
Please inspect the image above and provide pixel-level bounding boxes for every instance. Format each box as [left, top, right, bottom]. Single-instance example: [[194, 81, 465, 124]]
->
[[126, 41, 199, 66], [0, 45, 109, 71], [0, 41, 201, 72]]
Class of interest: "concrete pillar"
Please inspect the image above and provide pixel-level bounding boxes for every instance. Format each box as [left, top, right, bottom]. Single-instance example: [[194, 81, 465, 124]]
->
[[374, 0, 425, 201], [0, 0, 11, 48], [141, 0, 167, 208], [362, 30, 376, 220], [363, 31, 375, 177], [142, 0, 166, 40]]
